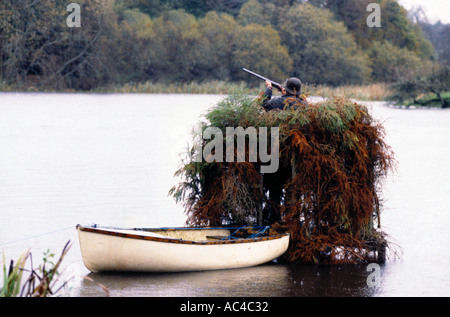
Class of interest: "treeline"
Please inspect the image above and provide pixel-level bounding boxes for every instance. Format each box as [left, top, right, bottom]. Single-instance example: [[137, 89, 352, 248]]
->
[[0, 0, 445, 91], [420, 21, 450, 65]]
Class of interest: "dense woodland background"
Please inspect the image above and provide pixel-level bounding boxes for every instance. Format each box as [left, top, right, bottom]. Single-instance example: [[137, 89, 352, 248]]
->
[[0, 0, 448, 94]]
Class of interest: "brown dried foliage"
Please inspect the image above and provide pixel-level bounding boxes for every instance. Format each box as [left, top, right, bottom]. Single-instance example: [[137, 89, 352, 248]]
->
[[170, 91, 395, 264]]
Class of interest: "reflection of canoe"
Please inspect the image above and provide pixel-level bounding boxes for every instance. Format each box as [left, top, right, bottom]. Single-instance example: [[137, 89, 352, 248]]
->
[[76, 224, 290, 273], [80, 265, 292, 297]]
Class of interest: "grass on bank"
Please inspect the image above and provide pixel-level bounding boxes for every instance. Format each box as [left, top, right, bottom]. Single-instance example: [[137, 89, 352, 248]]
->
[[308, 83, 393, 101], [95, 81, 393, 101], [395, 92, 450, 108], [3, 79, 447, 107], [94, 80, 248, 95], [2, 79, 392, 102]]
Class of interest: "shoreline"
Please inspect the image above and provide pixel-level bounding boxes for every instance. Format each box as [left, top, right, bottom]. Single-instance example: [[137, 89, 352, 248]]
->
[[1, 82, 448, 108], [1, 81, 391, 100]]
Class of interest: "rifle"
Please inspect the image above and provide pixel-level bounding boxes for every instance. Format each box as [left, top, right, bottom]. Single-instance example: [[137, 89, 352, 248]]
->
[[242, 68, 283, 92]]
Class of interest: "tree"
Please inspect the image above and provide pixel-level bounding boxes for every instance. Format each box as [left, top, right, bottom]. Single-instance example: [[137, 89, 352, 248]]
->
[[148, 10, 205, 82], [122, 0, 170, 17], [0, 0, 68, 88], [141, 0, 248, 17], [0, 0, 441, 90], [232, 23, 292, 83], [391, 64, 450, 108], [0, 0, 131, 90], [367, 41, 424, 83], [306, 0, 435, 60], [420, 22, 450, 64], [119, 9, 157, 82], [277, 3, 370, 86], [426, 65, 450, 108], [238, 0, 267, 26], [198, 12, 239, 81], [203, 0, 249, 17], [380, 0, 434, 60]]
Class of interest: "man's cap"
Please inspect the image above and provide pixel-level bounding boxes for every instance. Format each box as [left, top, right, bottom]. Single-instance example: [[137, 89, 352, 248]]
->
[[284, 78, 302, 96]]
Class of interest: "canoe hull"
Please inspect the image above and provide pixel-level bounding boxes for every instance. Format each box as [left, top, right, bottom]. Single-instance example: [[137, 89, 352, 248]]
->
[[76, 225, 290, 273]]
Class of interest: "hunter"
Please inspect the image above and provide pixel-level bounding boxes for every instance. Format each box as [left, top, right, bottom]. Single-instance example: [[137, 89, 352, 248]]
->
[[261, 77, 306, 110]]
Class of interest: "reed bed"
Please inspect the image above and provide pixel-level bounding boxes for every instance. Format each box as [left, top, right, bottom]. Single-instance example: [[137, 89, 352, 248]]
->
[[1, 242, 71, 297], [95, 81, 253, 95], [95, 81, 392, 101], [2, 79, 393, 102], [306, 83, 393, 101]]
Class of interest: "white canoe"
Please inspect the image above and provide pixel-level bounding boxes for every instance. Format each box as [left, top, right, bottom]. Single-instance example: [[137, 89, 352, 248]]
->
[[76, 224, 290, 273]]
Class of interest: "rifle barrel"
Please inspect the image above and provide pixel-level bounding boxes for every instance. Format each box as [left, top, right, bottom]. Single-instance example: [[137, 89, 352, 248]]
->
[[242, 68, 282, 91]]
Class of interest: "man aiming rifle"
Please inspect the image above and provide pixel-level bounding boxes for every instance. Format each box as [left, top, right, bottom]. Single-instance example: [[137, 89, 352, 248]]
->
[[242, 68, 307, 111]]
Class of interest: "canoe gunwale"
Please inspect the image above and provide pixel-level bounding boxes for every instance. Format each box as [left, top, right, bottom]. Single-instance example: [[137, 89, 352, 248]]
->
[[76, 224, 290, 245]]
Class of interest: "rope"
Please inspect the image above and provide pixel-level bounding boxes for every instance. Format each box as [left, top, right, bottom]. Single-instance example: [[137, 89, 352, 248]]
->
[[3, 224, 268, 246], [220, 225, 247, 240], [221, 225, 269, 240], [0, 226, 73, 247], [248, 226, 269, 238]]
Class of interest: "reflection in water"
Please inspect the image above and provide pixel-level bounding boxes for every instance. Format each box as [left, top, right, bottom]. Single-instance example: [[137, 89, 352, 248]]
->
[[77, 264, 379, 297]]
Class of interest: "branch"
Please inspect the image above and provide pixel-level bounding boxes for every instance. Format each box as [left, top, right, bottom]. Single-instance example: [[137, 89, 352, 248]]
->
[[42, 29, 103, 85]]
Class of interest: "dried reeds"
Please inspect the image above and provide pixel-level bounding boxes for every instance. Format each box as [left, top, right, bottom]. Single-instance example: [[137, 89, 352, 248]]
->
[[1, 241, 71, 297], [170, 89, 395, 264]]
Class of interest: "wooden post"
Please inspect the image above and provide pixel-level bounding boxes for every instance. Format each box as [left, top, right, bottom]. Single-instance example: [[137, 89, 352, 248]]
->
[[258, 173, 264, 226], [377, 242, 386, 264]]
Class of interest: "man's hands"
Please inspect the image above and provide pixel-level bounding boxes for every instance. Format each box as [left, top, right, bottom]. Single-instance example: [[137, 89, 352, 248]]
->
[[266, 79, 286, 94]]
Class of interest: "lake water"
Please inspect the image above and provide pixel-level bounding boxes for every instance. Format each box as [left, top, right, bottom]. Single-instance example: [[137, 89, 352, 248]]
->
[[0, 92, 449, 297]]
